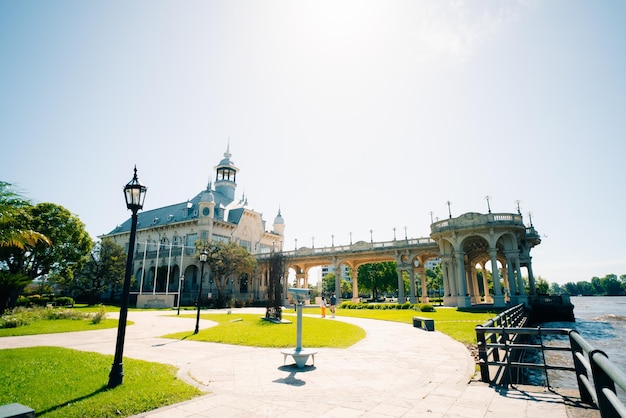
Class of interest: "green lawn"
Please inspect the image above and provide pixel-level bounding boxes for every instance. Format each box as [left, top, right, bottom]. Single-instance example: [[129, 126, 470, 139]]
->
[[0, 346, 201, 418], [164, 313, 366, 348], [0, 318, 120, 337], [332, 307, 496, 344], [0, 305, 497, 417]]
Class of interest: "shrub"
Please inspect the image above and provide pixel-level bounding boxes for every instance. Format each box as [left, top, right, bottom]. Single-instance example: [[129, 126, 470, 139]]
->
[[90, 305, 107, 324], [418, 303, 435, 312], [54, 297, 74, 307]]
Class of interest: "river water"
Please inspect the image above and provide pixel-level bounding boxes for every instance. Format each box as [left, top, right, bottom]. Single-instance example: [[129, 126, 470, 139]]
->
[[524, 296, 626, 396]]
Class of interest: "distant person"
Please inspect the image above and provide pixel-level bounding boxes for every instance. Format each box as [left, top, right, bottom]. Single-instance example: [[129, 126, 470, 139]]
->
[[330, 293, 337, 318], [320, 295, 327, 318]]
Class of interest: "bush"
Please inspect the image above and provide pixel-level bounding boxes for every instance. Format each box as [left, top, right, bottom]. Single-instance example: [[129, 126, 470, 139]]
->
[[418, 303, 435, 312], [55, 297, 74, 307], [90, 305, 107, 324], [0, 306, 93, 329]]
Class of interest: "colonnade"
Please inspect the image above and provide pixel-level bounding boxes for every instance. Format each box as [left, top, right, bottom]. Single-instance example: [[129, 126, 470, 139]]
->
[[269, 212, 541, 309]]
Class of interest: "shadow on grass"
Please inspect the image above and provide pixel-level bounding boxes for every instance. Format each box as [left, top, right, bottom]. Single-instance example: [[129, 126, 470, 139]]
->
[[36, 385, 109, 416]]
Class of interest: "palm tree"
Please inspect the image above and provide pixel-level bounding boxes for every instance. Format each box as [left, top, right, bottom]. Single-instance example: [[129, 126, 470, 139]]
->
[[0, 182, 50, 249], [0, 182, 51, 310]]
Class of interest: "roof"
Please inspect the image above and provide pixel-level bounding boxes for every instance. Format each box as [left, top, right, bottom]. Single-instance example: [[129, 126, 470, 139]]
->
[[105, 186, 245, 235]]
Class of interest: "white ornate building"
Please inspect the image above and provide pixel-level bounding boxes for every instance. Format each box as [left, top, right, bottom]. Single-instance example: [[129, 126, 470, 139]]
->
[[102, 146, 285, 308]]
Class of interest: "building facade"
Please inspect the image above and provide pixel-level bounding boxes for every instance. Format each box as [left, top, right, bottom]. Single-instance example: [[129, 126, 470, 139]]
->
[[102, 146, 284, 308]]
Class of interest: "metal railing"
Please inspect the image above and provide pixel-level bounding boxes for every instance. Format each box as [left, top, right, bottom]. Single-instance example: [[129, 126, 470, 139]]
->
[[476, 305, 626, 417]]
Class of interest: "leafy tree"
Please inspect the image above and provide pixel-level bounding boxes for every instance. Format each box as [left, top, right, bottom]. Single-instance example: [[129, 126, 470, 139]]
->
[[357, 262, 396, 299], [27, 203, 92, 283], [340, 278, 352, 299], [591, 277, 603, 295], [63, 238, 127, 304], [0, 183, 52, 310], [425, 264, 444, 297], [322, 272, 336, 295], [199, 241, 257, 305], [600, 274, 625, 296], [549, 282, 562, 295], [0, 182, 50, 251], [535, 276, 550, 294]]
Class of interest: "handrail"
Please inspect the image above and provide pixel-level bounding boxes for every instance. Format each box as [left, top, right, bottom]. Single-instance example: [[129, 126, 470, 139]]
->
[[476, 306, 626, 417]]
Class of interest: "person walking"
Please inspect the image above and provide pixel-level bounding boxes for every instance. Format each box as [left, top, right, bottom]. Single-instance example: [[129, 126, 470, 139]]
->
[[330, 293, 337, 318], [320, 295, 327, 318]]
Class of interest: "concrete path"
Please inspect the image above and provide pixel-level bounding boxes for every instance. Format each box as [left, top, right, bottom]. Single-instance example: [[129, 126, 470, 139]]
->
[[1, 308, 598, 417]]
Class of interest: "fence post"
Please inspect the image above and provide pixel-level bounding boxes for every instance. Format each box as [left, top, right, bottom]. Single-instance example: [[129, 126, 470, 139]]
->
[[476, 325, 490, 382], [569, 330, 594, 404], [590, 349, 619, 417]]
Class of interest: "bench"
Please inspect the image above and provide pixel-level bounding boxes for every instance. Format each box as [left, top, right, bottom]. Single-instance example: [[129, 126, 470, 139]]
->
[[280, 348, 317, 368], [412, 316, 435, 331], [0, 403, 34, 418]]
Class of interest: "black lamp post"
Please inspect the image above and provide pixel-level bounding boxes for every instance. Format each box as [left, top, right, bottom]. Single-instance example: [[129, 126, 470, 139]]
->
[[194, 249, 208, 334], [108, 166, 147, 389]]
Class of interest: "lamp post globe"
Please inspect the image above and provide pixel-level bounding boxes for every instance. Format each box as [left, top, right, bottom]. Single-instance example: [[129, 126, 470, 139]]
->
[[108, 166, 147, 388], [194, 249, 208, 334]]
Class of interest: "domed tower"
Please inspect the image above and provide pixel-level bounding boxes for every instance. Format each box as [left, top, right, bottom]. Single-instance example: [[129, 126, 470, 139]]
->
[[214, 144, 239, 204], [273, 208, 285, 237]]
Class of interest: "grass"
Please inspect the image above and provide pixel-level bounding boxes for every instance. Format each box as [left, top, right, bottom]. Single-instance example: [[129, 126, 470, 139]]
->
[[0, 317, 120, 337], [0, 346, 201, 418], [164, 313, 366, 348], [0, 305, 497, 417], [333, 307, 496, 344]]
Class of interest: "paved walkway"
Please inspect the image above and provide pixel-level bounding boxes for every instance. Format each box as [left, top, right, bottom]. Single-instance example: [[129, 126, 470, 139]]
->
[[1, 308, 598, 417]]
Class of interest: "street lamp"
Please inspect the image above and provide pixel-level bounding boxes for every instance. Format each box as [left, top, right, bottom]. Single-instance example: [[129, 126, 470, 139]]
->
[[108, 166, 147, 388], [194, 249, 208, 334]]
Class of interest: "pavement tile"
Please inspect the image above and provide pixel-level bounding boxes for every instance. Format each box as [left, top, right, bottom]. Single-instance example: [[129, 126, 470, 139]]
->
[[0, 308, 596, 418]]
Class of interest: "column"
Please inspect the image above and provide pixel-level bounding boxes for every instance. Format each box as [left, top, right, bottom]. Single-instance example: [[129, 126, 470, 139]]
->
[[506, 253, 515, 303], [455, 251, 470, 307], [397, 269, 405, 302], [420, 267, 428, 303], [409, 267, 417, 304], [333, 261, 341, 303], [470, 265, 481, 304], [490, 249, 505, 307], [526, 257, 537, 295], [455, 252, 468, 295], [351, 266, 359, 303], [515, 255, 532, 305], [481, 262, 493, 303]]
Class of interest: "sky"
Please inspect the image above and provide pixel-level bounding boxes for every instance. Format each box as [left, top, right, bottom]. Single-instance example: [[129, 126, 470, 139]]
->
[[1, 0, 625, 285]]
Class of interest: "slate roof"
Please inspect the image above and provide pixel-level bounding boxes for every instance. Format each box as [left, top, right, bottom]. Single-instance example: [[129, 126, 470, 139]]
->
[[105, 186, 243, 236]]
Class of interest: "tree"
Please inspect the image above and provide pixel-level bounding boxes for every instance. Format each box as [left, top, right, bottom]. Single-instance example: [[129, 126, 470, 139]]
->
[[549, 282, 562, 295], [425, 264, 444, 298], [0, 182, 50, 251], [357, 262, 397, 299], [64, 239, 127, 304], [600, 274, 625, 296], [28, 203, 92, 283], [266, 251, 284, 320], [200, 241, 257, 305], [340, 278, 352, 299], [0, 183, 52, 310], [535, 276, 550, 294], [322, 272, 336, 294]]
